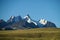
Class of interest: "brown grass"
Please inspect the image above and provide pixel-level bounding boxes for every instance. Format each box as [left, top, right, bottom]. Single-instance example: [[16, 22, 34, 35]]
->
[[0, 28, 60, 40]]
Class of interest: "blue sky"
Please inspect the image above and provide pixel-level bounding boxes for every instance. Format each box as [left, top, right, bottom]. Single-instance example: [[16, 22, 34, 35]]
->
[[0, 0, 60, 28]]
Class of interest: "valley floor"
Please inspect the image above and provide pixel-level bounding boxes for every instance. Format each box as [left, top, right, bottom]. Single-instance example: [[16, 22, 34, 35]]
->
[[0, 28, 60, 40]]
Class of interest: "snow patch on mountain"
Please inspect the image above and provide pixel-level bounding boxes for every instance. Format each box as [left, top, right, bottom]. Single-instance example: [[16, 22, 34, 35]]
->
[[10, 16, 15, 22], [32, 21, 37, 25], [11, 16, 15, 19], [39, 19, 47, 25], [24, 15, 37, 25], [24, 15, 31, 23], [27, 19, 31, 23], [24, 15, 29, 19]]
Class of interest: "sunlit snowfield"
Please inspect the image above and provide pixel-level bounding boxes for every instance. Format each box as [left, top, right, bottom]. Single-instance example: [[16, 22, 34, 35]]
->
[[0, 28, 60, 40]]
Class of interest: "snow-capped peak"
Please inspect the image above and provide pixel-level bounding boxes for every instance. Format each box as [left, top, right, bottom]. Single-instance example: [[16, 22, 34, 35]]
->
[[10, 16, 15, 21], [39, 19, 47, 25], [24, 14, 30, 19], [24, 16, 29, 19], [24, 14, 31, 23], [24, 15, 37, 25], [10, 16, 15, 19]]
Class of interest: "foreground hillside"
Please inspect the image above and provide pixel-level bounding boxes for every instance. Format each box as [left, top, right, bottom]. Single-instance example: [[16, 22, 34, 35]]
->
[[0, 28, 60, 40]]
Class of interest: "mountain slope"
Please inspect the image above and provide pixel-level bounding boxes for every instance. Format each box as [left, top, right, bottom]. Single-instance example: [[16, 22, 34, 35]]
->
[[39, 19, 56, 28], [0, 19, 7, 30]]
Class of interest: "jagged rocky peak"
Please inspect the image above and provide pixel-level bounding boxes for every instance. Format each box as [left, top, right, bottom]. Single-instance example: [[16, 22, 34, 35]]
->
[[0, 19, 6, 23], [10, 16, 15, 21], [7, 16, 15, 22], [10, 16, 15, 19], [23, 14, 37, 25], [39, 18, 47, 25], [24, 14, 31, 23], [24, 14, 30, 19], [7, 15, 22, 23]]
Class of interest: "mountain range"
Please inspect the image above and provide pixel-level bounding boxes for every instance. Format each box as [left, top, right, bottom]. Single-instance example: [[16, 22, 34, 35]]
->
[[0, 14, 56, 30]]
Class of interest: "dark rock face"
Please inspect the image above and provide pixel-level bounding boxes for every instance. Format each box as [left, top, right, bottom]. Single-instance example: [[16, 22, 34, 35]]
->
[[0, 19, 7, 29], [44, 21, 56, 28], [7, 16, 22, 23], [23, 21, 39, 28]]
